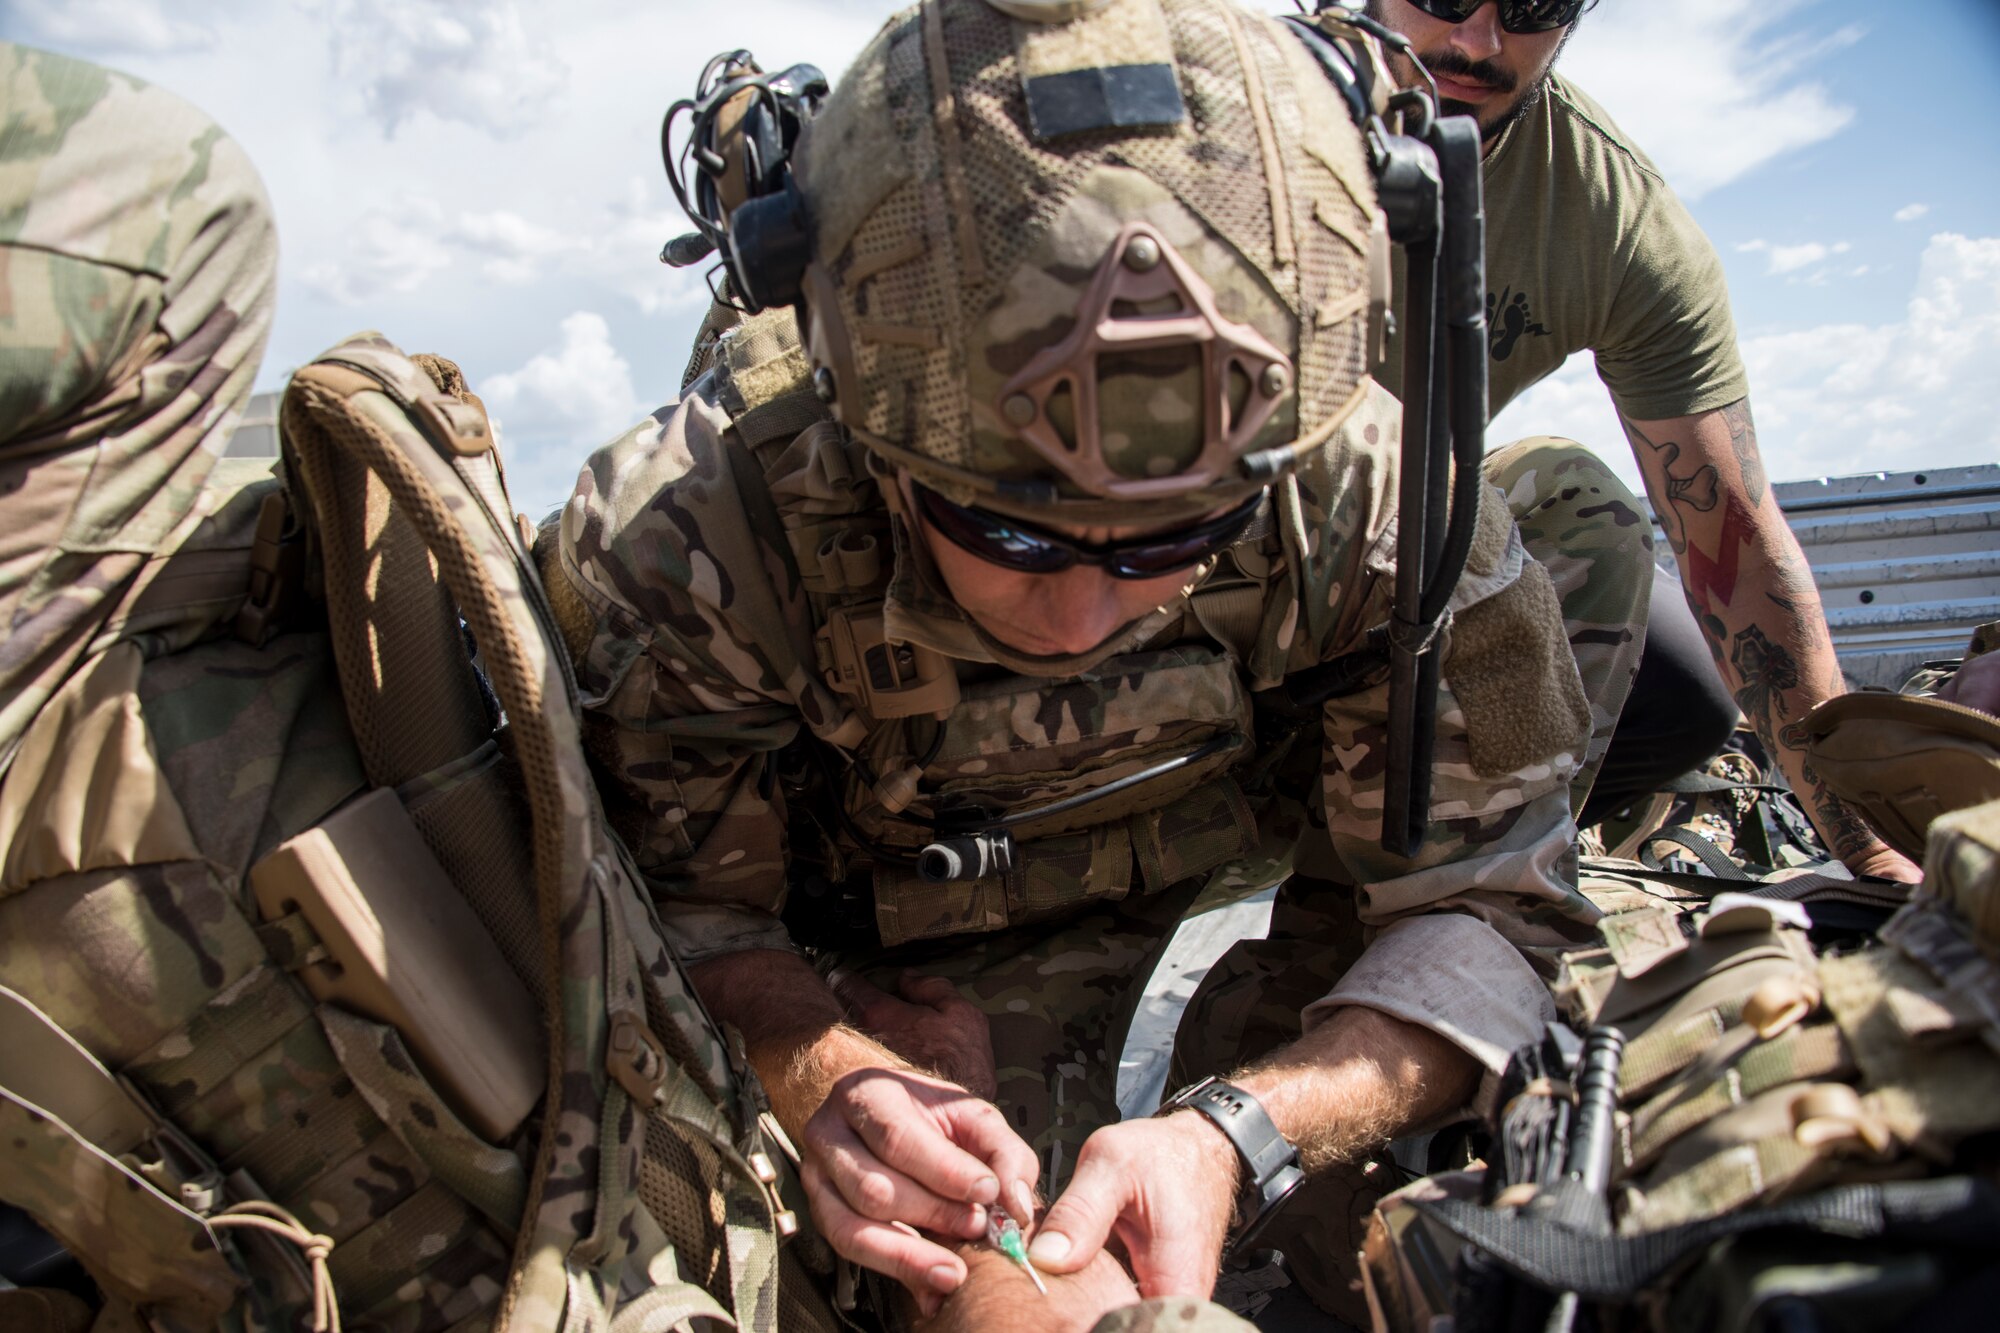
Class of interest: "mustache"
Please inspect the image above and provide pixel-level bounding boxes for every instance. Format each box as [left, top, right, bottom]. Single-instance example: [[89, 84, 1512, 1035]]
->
[[1417, 50, 1518, 94]]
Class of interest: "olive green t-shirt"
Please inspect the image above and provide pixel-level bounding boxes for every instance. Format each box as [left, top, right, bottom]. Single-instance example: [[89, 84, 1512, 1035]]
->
[[1380, 73, 1749, 423]]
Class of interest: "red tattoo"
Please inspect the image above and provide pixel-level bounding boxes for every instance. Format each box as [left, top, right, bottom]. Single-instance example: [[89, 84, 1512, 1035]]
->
[[1683, 494, 1756, 614]]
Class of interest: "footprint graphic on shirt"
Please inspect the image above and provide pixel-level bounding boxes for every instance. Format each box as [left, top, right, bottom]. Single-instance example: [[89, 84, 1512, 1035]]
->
[[1487, 288, 1550, 362]]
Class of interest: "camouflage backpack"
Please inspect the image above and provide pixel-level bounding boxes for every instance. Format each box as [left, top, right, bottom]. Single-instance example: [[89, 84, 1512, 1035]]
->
[[0, 336, 837, 1333]]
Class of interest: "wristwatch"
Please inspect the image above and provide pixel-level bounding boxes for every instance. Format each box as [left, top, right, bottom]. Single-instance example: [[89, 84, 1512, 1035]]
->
[[1155, 1076, 1305, 1257]]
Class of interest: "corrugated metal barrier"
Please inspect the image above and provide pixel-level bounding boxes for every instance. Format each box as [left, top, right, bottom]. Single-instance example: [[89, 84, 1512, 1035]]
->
[[224, 390, 281, 458], [1650, 464, 2000, 690], [1779, 464, 2000, 689]]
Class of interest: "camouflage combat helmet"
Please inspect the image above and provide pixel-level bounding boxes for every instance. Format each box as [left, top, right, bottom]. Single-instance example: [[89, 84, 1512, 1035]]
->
[[790, 0, 1382, 524]]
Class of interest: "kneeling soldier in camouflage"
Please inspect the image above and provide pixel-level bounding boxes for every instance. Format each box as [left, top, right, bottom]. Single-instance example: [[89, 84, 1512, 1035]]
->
[[546, 0, 1646, 1322]]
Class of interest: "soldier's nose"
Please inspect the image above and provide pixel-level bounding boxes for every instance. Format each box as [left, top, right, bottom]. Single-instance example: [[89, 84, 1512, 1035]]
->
[[1452, 3, 1505, 60], [1032, 571, 1127, 656]]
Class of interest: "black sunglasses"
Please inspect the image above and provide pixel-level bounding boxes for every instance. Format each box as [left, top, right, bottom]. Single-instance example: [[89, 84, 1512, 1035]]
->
[[912, 484, 1264, 580], [1402, 0, 1587, 35]]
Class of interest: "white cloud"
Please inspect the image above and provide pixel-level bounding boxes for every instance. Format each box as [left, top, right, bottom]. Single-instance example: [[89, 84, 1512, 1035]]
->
[[300, 196, 454, 304], [1, 0, 220, 55], [1742, 233, 2000, 480], [573, 177, 717, 317], [1736, 238, 1852, 276], [1488, 357, 1639, 493], [315, 0, 566, 139], [450, 210, 584, 285], [481, 312, 644, 518], [1492, 234, 2000, 492], [1894, 203, 1930, 223], [1562, 0, 1859, 199]]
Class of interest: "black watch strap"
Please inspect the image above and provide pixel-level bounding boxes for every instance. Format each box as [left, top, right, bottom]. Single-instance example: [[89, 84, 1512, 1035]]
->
[[1156, 1076, 1306, 1256]]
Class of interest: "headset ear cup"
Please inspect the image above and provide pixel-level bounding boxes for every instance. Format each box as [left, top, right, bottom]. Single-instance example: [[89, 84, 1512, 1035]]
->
[[662, 53, 829, 300], [725, 170, 812, 311]]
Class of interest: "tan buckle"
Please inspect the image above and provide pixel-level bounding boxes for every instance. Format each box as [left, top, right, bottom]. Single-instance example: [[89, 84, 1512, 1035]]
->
[[607, 1013, 669, 1107], [816, 603, 960, 719], [1791, 1084, 1893, 1158], [1743, 975, 1821, 1040], [234, 491, 303, 645], [415, 394, 492, 459]]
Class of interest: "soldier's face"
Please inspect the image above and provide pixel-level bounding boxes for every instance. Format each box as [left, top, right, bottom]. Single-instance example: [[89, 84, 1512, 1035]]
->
[[1367, 0, 1574, 143], [902, 477, 1207, 658]]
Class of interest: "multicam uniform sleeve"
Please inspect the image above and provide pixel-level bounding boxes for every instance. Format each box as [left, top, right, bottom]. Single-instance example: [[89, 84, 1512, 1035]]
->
[[553, 388, 825, 964], [1286, 389, 1603, 1100]]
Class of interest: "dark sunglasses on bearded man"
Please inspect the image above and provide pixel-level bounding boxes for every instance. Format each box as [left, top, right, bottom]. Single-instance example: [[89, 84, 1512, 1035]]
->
[[912, 482, 1264, 580], [1398, 0, 1588, 36]]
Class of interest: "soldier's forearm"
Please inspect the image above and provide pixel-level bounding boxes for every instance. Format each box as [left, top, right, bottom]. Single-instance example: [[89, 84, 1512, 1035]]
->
[[1676, 520, 1882, 864], [1236, 1005, 1479, 1175], [1622, 399, 1902, 872], [688, 949, 915, 1137]]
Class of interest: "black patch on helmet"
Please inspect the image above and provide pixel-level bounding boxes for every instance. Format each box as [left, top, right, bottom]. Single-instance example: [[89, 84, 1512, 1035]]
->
[[1023, 64, 1185, 141]]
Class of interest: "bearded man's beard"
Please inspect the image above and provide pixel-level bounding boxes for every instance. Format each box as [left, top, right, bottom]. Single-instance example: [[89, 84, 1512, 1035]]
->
[[1362, 1, 1578, 143], [1426, 50, 1550, 143]]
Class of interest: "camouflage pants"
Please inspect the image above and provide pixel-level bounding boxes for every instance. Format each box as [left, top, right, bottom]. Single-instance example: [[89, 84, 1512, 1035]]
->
[[1486, 436, 1655, 816], [829, 874, 1211, 1191], [1173, 438, 1653, 1322]]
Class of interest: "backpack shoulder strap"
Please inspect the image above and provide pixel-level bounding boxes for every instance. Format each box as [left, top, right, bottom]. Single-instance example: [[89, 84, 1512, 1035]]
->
[[281, 334, 799, 1331]]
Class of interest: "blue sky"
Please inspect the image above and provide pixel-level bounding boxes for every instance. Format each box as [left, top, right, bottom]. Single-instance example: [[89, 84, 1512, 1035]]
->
[[1686, 0, 2000, 332], [4, 0, 1996, 513]]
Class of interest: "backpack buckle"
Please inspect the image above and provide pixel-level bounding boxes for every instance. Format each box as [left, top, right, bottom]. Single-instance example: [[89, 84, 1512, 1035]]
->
[[235, 491, 303, 645], [814, 603, 959, 720], [607, 1013, 668, 1107], [416, 394, 493, 458]]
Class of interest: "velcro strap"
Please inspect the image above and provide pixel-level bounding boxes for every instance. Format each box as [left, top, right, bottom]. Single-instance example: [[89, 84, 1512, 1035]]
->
[[125, 964, 315, 1119], [1625, 1130, 1824, 1231], [324, 1180, 482, 1315]]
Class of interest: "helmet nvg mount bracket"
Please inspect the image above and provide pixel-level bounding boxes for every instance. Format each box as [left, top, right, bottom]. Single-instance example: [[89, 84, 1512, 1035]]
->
[[994, 221, 1293, 503]]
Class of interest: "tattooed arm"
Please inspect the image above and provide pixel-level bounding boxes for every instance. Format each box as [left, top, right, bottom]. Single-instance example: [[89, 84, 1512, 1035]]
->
[[1621, 398, 1919, 881]]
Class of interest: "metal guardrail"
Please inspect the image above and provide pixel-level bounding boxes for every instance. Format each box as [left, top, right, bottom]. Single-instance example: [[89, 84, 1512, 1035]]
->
[[223, 390, 281, 458], [1651, 464, 2000, 690]]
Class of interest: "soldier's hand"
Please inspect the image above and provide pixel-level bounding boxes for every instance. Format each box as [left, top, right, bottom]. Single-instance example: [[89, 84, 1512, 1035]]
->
[[1028, 1113, 1239, 1300], [831, 969, 999, 1100], [1847, 842, 1922, 884], [800, 1066, 1039, 1306]]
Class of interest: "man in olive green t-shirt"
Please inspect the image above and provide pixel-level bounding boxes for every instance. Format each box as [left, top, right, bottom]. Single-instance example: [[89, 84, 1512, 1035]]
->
[[1366, 0, 1917, 882]]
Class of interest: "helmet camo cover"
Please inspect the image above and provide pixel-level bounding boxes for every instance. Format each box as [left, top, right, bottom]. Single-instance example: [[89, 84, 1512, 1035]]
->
[[794, 0, 1380, 523]]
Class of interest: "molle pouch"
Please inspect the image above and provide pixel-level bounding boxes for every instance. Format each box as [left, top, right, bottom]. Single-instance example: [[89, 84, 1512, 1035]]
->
[[1912, 796, 2000, 958], [890, 643, 1253, 838], [859, 644, 1258, 945], [817, 602, 960, 719], [872, 820, 1133, 947], [249, 787, 543, 1143]]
